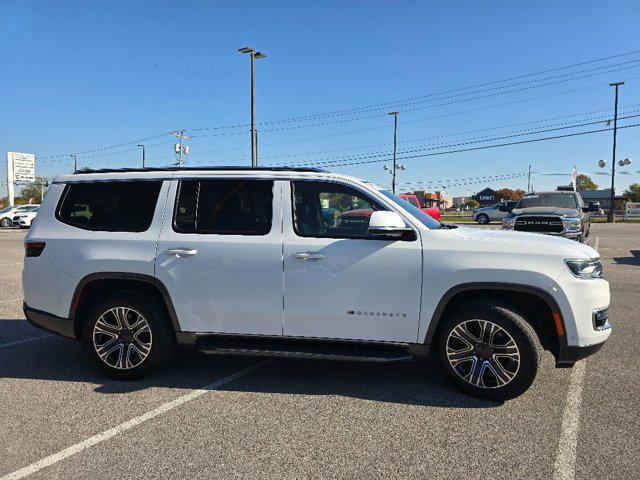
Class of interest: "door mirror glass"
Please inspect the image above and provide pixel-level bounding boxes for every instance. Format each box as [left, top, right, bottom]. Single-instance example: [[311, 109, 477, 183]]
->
[[367, 211, 412, 238]]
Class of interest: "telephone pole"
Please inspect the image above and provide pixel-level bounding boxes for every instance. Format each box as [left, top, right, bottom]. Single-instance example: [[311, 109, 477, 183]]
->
[[170, 130, 192, 167], [388, 112, 399, 193], [70, 154, 77, 172], [527, 164, 532, 192], [254, 130, 259, 165], [138, 144, 146, 168], [238, 47, 267, 167], [608, 81, 624, 222]]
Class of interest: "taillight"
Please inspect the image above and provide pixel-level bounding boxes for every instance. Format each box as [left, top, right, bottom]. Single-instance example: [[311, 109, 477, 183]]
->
[[25, 242, 46, 257]]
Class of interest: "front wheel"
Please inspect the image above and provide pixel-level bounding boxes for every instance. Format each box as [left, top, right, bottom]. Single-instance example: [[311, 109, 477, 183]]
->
[[81, 292, 174, 380], [0, 217, 11, 228], [476, 214, 489, 224], [436, 302, 541, 400]]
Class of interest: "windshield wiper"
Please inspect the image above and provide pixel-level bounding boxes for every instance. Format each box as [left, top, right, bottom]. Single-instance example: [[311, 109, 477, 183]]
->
[[436, 222, 458, 229]]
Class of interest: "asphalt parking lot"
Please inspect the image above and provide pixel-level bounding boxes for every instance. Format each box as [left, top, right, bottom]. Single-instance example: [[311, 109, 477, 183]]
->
[[1, 224, 638, 480]]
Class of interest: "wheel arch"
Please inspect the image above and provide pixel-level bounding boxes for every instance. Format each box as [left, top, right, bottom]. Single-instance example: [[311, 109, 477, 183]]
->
[[69, 272, 181, 340], [424, 282, 567, 354]]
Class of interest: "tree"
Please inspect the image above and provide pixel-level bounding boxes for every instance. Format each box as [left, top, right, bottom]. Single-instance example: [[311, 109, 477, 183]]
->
[[493, 188, 525, 202], [576, 174, 598, 191], [624, 183, 640, 202], [19, 177, 50, 204], [463, 199, 480, 208]]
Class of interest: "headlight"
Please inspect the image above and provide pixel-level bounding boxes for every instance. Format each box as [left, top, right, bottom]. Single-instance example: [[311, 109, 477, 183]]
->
[[502, 217, 515, 230], [562, 217, 581, 230], [565, 258, 603, 279]]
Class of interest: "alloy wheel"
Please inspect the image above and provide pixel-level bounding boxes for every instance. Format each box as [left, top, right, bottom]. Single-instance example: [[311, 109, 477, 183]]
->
[[445, 319, 520, 389], [93, 307, 152, 370]]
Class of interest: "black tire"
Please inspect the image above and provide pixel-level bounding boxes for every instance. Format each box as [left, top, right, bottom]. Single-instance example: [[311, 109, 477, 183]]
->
[[81, 292, 174, 380], [436, 301, 541, 400], [0, 217, 11, 228], [476, 214, 489, 224]]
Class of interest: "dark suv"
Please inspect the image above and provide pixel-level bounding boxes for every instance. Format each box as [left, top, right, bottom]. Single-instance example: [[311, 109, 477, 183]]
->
[[501, 191, 599, 243]]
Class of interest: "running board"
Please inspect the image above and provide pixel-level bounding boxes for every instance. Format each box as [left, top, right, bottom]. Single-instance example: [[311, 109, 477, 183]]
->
[[189, 334, 415, 363]]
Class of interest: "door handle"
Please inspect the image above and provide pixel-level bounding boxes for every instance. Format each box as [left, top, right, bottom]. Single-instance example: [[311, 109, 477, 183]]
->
[[292, 252, 326, 260], [166, 248, 198, 257]]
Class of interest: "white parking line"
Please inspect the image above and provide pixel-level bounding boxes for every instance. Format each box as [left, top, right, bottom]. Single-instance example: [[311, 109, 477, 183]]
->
[[0, 361, 269, 480], [553, 360, 587, 480], [594, 236, 600, 252], [0, 335, 53, 349]]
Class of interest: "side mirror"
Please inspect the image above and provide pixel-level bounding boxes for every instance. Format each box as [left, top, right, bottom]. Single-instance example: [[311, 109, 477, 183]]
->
[[583, 201, 600, 213], [368, 211, 413, 238]]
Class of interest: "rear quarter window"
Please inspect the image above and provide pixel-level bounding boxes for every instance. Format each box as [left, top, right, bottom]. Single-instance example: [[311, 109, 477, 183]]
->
[[56, 181, 162, 232]]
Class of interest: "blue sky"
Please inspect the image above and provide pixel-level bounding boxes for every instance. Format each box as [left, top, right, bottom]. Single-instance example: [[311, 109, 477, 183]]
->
[[1, 0, 639, 197]]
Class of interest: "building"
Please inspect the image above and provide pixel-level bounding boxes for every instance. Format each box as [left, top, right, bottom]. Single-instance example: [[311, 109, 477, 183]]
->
[[452, 196, 468, 207], [473, 188, 496, 206], [436, 191, 453, 209]]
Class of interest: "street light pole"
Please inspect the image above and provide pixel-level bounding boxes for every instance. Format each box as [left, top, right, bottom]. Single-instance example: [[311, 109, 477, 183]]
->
[[388, 112, 399, 193], [608, 81, 624, 222], [70, 154, 77, 172], [239, 47, 267, 167], [138, 144, 146, 168]]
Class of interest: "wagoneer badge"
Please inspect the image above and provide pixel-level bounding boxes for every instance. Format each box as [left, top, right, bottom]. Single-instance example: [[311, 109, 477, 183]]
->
[[347, 310, 407, 318]]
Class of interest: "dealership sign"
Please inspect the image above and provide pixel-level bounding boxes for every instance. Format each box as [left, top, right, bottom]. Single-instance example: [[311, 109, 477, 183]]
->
[[8, 151, 36, 182]]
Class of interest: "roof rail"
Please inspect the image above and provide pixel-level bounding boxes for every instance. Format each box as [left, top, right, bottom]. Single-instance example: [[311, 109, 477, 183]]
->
[[73, 166, 328, 174]]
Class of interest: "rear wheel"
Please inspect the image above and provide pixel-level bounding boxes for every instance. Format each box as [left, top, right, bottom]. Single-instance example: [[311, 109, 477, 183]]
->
[[436, 301, 541, 400], [81, 292, 174, 380], [476, 214, 489, 224]]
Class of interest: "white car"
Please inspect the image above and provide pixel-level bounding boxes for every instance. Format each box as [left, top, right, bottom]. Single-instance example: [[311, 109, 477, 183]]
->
[[0, 204, 39, 228], [12, 209, 38, 228], [22, 167, 610, 400]]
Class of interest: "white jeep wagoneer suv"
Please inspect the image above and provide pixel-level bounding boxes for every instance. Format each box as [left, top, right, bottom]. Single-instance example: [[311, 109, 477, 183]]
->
[[22, 167, 611, 400]]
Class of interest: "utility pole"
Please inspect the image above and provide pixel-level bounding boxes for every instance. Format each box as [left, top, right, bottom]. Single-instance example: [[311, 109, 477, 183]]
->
[[138, 144, 146, 168], [608, 81, 624, 223], [388, 112, 399, 193], [70, 154, 77, 172], [254, 130, 259, 166], [527, 164, 532, 192], [238, 47, 267, 167], [170, 130, 192, 167]]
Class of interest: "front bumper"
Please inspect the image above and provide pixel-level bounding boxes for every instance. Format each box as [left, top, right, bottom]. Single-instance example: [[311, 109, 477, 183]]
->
[[24, 303, 76, 339], [556, 342, 606, 367]]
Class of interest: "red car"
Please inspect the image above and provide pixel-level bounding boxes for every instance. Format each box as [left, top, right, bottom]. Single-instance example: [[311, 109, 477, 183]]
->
[[399, 194, 441, 221]]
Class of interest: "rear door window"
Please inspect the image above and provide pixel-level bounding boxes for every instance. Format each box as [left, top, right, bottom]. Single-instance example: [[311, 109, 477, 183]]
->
[[174, 179, 273, 235], [57, 181, 162, 232]]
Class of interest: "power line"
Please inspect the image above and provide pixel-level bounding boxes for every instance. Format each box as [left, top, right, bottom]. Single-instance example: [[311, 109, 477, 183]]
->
[[189, 69, 640, 138], [264, 115, 640, 168], [294, 123, 640, 169], [186, 51, 640, 131], [30, 51, 640, 161]]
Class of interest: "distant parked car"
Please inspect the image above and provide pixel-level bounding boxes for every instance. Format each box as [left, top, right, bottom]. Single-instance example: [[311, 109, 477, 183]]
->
[[0, 205, 40, 228], [472, 201, 517, 224], [13, 208, 38, 228], [398, 194, 441, 221]]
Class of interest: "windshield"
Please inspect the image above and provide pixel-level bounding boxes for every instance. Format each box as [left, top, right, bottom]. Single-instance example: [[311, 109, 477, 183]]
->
[[380, 190, 441, 228], [516, 194, 578, 209]]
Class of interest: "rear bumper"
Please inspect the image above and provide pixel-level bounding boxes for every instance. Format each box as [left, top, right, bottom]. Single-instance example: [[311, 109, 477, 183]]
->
[[556, 341, 605, 367], [23, 303, 75, 339]]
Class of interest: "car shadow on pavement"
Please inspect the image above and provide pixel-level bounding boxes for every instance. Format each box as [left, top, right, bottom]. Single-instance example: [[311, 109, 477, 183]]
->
[[0, 319, 501, 409], [613, 250, 640, 266]]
